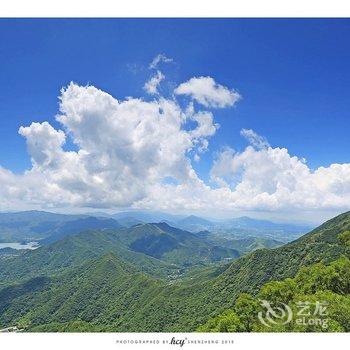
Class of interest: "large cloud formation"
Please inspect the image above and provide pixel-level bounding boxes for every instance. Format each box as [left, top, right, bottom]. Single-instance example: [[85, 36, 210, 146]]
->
[[210, 135, 350, 211], [0, 58, 349, 215]]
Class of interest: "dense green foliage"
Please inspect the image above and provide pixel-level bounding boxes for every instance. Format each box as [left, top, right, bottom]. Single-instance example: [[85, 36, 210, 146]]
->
[[198, 256, 350, 332], [0, 254, 164, 331], [339, 230, 350, 246]]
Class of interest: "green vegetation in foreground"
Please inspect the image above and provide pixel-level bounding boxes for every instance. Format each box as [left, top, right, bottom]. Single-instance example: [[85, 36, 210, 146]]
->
[[197, 255, 350, 332]]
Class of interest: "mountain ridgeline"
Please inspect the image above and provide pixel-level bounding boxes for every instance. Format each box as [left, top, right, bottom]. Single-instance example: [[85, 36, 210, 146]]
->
[[0, 210, 310, 244], [0, 210, 348, 332]]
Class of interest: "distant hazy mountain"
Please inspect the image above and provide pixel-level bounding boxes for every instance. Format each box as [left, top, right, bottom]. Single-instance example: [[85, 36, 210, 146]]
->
[[0, 210, 78, 222], [112, 210, 185, 224], [40, 216, 122, 245], [196, 232, 284, 254], [0, 211, 85, 242], [226, 216, 312, 233], [0, 210, 312, 246], [175, 215, 215, 232], [83, 210, 313, 233], [163, 214, 313, 242], [111, 211, 312, 235], [0, 211, 121, 243], [111, 212, 215, 232], [116, 216, 145, 227]]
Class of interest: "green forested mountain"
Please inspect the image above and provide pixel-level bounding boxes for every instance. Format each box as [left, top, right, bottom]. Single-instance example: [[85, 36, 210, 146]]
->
[[0, 253, 164, 331], [0, 229, 180, 286], [112, 223, 239, 265], [0, 223, 239, 288], [0, 211, 349, 332], [218, 210, 350, 294]]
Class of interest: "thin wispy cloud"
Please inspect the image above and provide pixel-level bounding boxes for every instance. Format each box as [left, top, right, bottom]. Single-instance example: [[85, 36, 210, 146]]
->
[[144, 70, 165, 95], [240, 128, 270, 149], [149, 53, 173, 70]]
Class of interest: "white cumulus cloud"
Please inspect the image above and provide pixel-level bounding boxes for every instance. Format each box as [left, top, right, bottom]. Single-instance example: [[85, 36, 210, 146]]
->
[[0, 69, 349, 219], [210, 131, 350, 211], [0, 80, 221, 210], [174, 76, 241, 108]]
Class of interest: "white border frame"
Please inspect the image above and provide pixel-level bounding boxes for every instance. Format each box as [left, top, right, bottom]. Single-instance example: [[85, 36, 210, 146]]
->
[[0, 0, 350, 17]]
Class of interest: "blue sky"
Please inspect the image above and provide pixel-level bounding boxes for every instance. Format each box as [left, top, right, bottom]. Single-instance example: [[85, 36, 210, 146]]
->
[[1, 19, 350, 172], [0, 19, 349, 222]]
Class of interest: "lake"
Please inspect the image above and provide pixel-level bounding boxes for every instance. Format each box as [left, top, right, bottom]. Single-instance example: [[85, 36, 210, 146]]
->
[[0, 242, 39, 250]]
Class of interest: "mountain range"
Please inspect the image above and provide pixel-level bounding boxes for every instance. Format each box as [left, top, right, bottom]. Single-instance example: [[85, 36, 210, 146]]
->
[[0, 210, 312, 244], [0, 210, 349, 331]]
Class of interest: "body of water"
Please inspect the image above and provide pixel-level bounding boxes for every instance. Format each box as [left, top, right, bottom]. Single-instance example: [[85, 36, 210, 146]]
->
[[0, 242, 39, 250]]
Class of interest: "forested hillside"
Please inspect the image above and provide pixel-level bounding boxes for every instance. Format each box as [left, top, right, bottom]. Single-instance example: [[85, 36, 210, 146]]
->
[[198, 255, 350, 332]]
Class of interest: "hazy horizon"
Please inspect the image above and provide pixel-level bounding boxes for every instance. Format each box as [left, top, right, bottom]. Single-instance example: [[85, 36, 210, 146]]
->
[[0, 206, 339, 226]]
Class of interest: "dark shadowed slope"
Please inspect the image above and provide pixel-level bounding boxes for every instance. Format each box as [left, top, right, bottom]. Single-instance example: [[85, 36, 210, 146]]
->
[[113, 222, 239, 265]]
